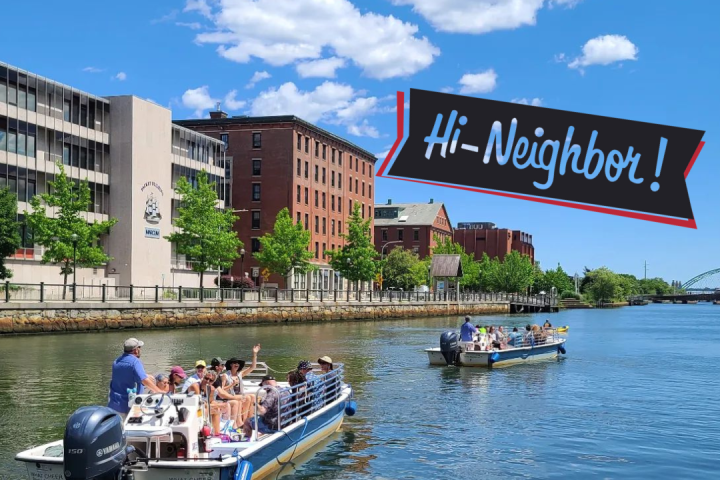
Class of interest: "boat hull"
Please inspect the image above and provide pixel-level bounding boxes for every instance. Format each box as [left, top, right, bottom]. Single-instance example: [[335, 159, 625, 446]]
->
[[17, 389, 351, 480], [426, 340, 566, 367]]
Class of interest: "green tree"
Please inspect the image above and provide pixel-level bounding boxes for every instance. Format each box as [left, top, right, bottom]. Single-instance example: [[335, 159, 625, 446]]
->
[[165, 170, 242, 287], [540, 263, 574, 295], [325, 202, 377, 288], [585, 267, 621, 303], [0, 187, 21, 280], [253, 207, 316, 281], [382, 247, 425, 290], [477, 252, 498, 292], [25, 162, 118, 297], [489, 250, 535, 293]]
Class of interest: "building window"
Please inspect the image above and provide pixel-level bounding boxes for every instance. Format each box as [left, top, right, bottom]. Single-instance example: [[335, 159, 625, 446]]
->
[[331, 171, 335, 187], [322, 168, 326, 184], [362, 181, 365, 196], [297, 133, 301, 150], [349, 198, 352, 212], [362, 203, 365, 218], [305, 161, 309, 179], [322, 144, 326, 159], [331, 195, 335, 211], [252, 132, 261, 148], [315, 242, 319, 258], [349, 176, 352, 192], [339, 221, 342, 234], [314, 165, 319, 182], [252, 211, 261, 229], [413, 246, 419, 254], [355, 157, 359, 172], [252, 238, 261, 253], [368, 205, 372, 218], [382, 229, 388, 241], [315, 191, 319, 207], [305, 137, 309, 153], [331, 219, 335, 236], [305, 187, 309, 205], [315, 141, 319, 157], [322, 243, 326, 259], [252, 159, 261, 176], [398, 229, 404, 241], [297, 158, 301, 176], [296, 185, 301, 203], [315, 215, 319, 233], [338, 174, 342, 190], [338, 152, 343, 166], [369, 185, 372, 199], [252, 183, 261, 201], [305, 214, 309, 230], [355, 178, 359, 193], [322, 192, 326, 209], [413, 229, 419, 241], [332, 148, 336, 163], [322, 217, 326, 234], [221, 133, 229, 149], [362, 162, 365, 175], [297, 212, 301, 224], [338, 197, 342, 213]]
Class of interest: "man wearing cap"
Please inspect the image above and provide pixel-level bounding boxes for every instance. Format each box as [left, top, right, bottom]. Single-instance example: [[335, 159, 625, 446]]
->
[[297, 360, 325, 412], [107, 338, 164, 419]]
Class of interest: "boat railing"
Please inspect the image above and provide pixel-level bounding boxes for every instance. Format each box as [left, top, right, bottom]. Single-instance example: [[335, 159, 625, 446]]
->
[[251, 363, 345, 436]]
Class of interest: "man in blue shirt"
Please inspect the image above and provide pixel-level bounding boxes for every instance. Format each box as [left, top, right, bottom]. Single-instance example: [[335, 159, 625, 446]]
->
[[460, 316, 477, 342], [107, 338, 163, 418]]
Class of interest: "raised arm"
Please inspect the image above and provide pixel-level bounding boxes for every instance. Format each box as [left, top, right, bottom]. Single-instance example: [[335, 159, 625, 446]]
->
[[240, 344, 261, 377]]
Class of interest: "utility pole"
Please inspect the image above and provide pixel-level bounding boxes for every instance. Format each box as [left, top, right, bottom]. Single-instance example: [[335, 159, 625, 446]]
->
[[644, 261, 648, 280]]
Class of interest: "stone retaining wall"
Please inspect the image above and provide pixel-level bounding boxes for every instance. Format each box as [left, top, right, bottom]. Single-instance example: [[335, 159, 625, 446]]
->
[[0, 301, 510, 335]]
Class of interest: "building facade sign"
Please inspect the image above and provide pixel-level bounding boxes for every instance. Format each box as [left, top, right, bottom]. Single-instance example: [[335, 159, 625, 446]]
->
[[145, 227, 160, 239], [141, 181, 164, 225]]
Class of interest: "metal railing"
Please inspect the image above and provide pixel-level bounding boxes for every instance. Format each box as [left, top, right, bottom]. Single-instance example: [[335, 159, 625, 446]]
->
[[251, 363, 345, 437], [469, 327, 566, 351], [0, 282, 559, 306]]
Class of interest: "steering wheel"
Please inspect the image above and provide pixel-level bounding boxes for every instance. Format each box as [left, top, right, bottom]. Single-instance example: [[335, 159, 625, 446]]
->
[[139, 393, 173, 417]]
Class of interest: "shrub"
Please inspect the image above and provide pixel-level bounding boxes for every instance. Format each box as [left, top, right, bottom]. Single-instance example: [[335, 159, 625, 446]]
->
[[214, 275, 256, 289], [560, 291, 581, 300]]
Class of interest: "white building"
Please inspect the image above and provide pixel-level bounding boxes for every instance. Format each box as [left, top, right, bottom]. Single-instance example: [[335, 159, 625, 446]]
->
[[0, 61, 230, 288]]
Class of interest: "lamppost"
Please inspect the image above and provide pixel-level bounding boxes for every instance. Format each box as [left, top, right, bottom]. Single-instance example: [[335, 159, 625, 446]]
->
[[70, 233, 79, 286], [379, 240, 402, 290], [240, 248, 245, 279], [346, 257, 352, 293]]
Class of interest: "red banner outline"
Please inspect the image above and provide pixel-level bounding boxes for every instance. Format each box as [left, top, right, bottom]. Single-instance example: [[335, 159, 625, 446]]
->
[[376, 91, 704, 229]]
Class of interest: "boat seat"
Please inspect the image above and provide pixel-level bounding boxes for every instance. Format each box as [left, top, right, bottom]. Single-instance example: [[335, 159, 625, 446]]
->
[[125, 426, 174, 459]]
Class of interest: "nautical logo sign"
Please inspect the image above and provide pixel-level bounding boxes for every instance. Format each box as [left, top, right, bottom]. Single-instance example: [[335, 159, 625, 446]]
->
[[141, 181, 164, 225]]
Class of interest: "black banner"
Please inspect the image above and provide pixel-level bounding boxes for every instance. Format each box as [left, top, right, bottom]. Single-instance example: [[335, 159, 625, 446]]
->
[[383, 89, 705, 227]]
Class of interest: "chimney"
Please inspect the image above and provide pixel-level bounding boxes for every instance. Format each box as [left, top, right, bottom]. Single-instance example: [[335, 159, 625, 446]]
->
[[429, 198, 434, 204], [387, 199, 392, 205], [209, 101, 228, 119]]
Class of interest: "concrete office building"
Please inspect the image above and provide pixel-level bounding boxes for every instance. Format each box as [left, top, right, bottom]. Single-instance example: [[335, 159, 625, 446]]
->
[[0, 61, 229, 288], [175, 110, 377, 290]]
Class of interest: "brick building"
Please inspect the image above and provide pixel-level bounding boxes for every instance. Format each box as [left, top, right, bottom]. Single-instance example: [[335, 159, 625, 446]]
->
[[174, 111, 376, 290], [373, 199, 453, 259], [454, 221, 535, 264]]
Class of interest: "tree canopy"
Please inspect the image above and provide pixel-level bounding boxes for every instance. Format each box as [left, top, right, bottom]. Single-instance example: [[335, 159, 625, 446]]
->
[[0, 187, 21, 280], [164, 169, 242, 287], [325, 202, 377, 285], [253, 207, 316, 278]]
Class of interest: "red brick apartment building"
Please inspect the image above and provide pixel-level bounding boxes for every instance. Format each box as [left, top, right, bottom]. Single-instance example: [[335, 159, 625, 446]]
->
[[373, 199, 453, 259], [453, 221, 535, 264], [174, 111, 376, 289]]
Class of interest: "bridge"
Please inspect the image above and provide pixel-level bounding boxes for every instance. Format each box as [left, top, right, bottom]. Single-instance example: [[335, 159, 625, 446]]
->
[[637, 268, 720, 304]]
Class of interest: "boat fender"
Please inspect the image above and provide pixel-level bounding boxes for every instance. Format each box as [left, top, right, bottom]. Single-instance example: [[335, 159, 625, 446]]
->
[[558, 345, 566, 355], [234, 460, 253, 480], [488, 352, 500, 366], [345, 400, 358, 416]]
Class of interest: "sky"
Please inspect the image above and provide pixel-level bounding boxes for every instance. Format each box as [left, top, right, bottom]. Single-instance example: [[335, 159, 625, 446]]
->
[[1, 0, 718, 285]]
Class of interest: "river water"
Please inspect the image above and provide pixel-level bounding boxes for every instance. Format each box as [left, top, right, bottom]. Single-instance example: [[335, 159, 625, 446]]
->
[[1, 303, 719, 479]]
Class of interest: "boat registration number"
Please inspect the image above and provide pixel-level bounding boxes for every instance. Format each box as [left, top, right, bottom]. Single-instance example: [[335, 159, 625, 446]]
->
[[26, 465, 64, 480]]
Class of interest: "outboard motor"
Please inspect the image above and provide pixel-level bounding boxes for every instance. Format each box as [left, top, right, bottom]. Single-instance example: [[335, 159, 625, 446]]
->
[[439, 331, 460, 365], [63, 406, 127, 480]]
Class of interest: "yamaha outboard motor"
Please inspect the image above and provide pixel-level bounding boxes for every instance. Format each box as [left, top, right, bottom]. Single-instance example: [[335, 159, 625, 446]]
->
[[63, 406, 127, 480], [440, 331, 460, 365]]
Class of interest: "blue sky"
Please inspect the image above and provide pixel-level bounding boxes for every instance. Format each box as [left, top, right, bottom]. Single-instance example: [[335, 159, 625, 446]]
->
[[1, 0, 718, 284]]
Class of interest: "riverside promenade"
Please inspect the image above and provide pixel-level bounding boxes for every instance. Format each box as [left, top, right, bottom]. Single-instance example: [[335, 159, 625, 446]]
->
[[0, 283, 557, 336]]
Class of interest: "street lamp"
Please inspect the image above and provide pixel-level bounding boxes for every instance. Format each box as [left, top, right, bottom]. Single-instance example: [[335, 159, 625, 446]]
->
[[240, 248, 245, 279], [70, 233, 79, 286], [379, 241, 402, 290]]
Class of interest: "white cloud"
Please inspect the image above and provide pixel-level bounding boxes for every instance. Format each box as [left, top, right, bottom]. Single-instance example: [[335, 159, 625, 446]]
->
[[246, 71, 271, 89], [182, 85, 219, 117], [440, 86, 454, 93], [249, 81, 383, 137], [376, 149, 391, 159], [296, 57, 347, 78], [114, 72, 127, 81], [82, 66, 104, 73], [390, 0, 582, 34], [511, 97, 543, 106], [176, 22, 203, 29], [187, 0, 440, 79], [458, 69, 498, 94], [223, 90, 246, 110], [567, 34, 639, 71]]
